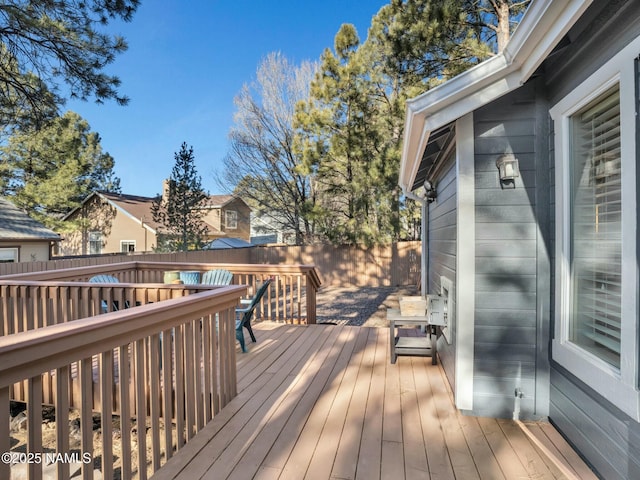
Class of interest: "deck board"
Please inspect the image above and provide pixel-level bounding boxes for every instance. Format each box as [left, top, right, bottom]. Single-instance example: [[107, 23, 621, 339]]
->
[[152, 323, 597, 480]]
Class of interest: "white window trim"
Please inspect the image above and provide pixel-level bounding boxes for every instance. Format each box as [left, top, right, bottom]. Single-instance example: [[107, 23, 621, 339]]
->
[[0, 247, 19, 263], [88, 231, 103, 255], [120, 240, 136, 252], [551, 36, 640, 420]]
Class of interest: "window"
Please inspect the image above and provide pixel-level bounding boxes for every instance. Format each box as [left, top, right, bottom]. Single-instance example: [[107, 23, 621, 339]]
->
[[225, 210, 237, 229], [551, 37, 640, 419], [88, 231, 102, 255], [121, 240, 136, 253], [569, 85, 621, 368], [0, 247, 18, 263]]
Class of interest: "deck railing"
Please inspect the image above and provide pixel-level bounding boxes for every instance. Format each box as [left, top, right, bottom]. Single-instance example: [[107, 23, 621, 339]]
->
[[0, 280, 227, 413], [1, 261, 321, 324], [0, 284, 246, 480]]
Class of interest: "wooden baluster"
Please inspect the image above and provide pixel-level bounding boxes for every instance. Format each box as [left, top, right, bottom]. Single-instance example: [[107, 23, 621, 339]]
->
[[203, 314, 212, 423], [71, 286, 81, 321], [55, 365, 70, 480], [194, 317, 204, 432], [174, 326, 185, 449], [134, 339, 147, 480], [80, 357, 93, 480], [0, 285, 8, 336], [184, 321, 195, 440], [10, 285, 19, 334], [161, 328, 173, 461], [100, 350, 114, 480], [118, 345, 132, 480], [20, 285, 28, 332], [211, 313, 220, 416], [275, 276, 281, 321], [149, 333, 161, 472], [297, 275, 302, 323], [27, 375, 43, 480], [217, 309, 228, 407]]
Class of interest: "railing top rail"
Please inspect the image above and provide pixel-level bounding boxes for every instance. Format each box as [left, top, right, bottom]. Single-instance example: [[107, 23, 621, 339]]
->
[[133, 261, 322, 287], [0, 261, 140, 280], [0, 260, 321, 288], [0, 284, 247, 388], [0, 279, 221, 290]]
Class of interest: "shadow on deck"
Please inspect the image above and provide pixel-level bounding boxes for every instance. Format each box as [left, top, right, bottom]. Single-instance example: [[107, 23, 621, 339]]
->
[[152, 323, 596, 480]]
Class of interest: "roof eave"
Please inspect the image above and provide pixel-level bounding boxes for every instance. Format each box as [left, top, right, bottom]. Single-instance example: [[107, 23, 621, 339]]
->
[[399, 0, 594, 193]]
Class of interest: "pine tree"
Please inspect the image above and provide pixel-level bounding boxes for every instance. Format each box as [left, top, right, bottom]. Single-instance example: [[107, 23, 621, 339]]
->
[[0, 111, 121, 229], [152, 143, 208, 252], [0, 0, 138, 133], [296, 24, 384, 245], [295, 0, 531, 246]]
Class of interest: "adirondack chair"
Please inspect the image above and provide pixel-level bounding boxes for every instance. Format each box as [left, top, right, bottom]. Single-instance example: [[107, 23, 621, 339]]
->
[[201, 269, 233, 286], [89, 274, 128, 312], [89, 274, 120, 283], [235, 278, 272, 353], [179, 270, 201, 284]]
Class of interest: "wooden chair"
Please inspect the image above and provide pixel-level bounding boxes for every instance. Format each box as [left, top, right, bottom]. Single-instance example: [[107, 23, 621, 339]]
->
[[235, 278, 272, 353], [89, 274, 120, 283], [201, 269, 233, 286]]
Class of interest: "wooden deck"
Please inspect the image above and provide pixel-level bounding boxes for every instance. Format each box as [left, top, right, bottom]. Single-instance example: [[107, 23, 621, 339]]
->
[[152, 323, 597, 480]]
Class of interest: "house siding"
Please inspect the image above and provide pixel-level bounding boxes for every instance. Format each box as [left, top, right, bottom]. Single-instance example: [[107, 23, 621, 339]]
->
[[470, 79, 550, 419], [0, 241, 52, 262], [427, 151, 457, 389], [544, 1, 640, 477]]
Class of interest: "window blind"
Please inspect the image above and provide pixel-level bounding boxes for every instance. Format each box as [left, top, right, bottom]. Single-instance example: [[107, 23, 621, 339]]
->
[[569, 85, 621, 368]]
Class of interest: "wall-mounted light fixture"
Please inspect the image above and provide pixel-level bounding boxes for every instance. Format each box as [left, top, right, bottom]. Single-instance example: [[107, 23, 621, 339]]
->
[[423, 180, 437, 203], [496, 153, 519, 188]]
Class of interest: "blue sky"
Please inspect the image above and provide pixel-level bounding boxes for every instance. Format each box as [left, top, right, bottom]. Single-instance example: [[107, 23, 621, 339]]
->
[[67, 1, 389, 197]]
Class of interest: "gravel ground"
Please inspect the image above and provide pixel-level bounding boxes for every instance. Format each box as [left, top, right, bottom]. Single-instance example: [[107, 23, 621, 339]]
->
[[315, 285, 418, 327]]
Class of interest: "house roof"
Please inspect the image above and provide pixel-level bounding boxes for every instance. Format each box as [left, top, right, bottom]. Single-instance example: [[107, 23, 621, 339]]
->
[[204, 195, 235, 208], [0, 198, 61, 241], [100, 192, 228, 236], [98, 191, 162, 232], [66, 191, 241, 237], [203, 237, 254, 249], [399, 0, 593, 192]]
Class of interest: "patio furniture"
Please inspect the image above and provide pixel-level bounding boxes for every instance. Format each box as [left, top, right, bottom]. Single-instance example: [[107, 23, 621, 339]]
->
[[387, 308, 439, 365], [89, 274, 120, 283], [89, 274, 128, 312], [163, 270, 180, 283], [201, 269, 233, 286], [236, 278, 272, 353], [179, 270, 201, 284]]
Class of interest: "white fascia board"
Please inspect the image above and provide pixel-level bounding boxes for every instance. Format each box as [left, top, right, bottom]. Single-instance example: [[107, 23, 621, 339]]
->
[[400, 0, 593, 192]]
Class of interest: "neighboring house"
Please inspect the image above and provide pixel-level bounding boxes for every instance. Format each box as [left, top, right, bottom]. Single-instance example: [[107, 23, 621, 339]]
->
[[59, 191, 160, 255], [400, 1, 640, 478], [0, 197, 60, 262], [199, 195, 251, 243], [250, 212, 297, 245], [59, 191, 251, 256]]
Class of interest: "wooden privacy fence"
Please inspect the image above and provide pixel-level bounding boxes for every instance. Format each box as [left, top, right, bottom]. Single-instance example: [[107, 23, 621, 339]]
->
[[0, 241, 420, 287], [251, 241, 421, 287], [0, 284, 246, 480], [1, 260, 321, 324]]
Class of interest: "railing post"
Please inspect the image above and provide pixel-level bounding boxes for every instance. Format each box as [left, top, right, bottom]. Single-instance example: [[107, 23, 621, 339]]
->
[[306, 271, 317, 325]]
